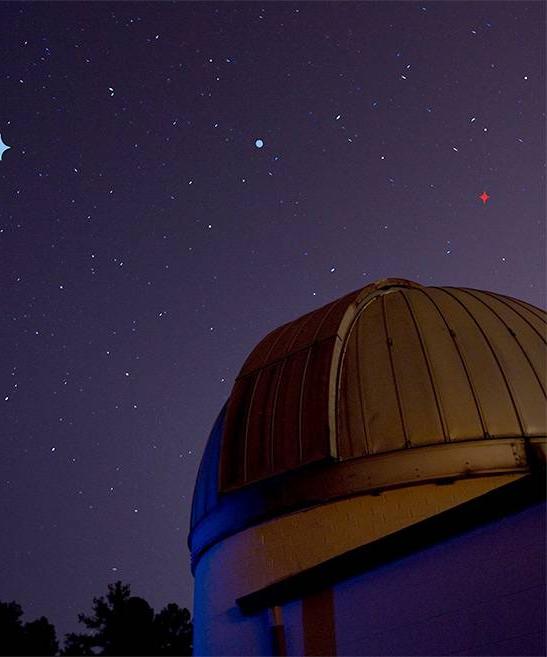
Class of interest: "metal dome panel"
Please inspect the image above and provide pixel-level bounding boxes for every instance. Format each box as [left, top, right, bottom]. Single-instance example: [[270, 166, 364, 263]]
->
[[335, 286, 547, 459], [219, 287, 364, 491], [189, 279, 546, 564]]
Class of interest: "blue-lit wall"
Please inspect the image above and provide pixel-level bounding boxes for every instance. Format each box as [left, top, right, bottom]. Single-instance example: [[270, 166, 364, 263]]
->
[[333, 500, 546, 656], [193, 500, 545, 656]]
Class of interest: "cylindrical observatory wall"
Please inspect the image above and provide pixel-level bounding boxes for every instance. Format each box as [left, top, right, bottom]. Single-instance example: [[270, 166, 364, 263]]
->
[[188, 278, 547, 656]]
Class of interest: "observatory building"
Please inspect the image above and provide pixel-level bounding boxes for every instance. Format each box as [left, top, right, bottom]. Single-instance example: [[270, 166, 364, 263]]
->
[[188, 278, 546, 656]]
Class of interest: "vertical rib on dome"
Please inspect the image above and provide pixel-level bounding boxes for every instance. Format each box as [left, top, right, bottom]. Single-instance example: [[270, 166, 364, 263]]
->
[[205, 279, 546, 503], [335, 286, 547, 459], [219, 287, 363, 491], [189, 279, 546, 568]]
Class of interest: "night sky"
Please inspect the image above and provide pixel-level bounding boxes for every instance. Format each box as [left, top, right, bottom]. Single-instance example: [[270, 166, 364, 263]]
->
[[1, 1, 545, 641]]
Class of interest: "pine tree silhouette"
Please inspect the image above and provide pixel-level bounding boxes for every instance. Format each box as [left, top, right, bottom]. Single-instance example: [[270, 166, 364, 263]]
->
[[62, 581, 192, 656]]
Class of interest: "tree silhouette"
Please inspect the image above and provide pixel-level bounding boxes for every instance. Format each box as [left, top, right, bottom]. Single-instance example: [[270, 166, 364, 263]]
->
[[0, 601, 58, 656], [153, 603, 193, 656], [62, 581, 192, 656], [62, 632, 95, 656], [23, 617, 59, 656], [0, 601, 24, 656], [1, 583, 192, 656]]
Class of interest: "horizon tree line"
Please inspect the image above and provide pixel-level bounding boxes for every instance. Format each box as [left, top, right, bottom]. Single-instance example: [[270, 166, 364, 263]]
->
[[0, 581, 192, 656]]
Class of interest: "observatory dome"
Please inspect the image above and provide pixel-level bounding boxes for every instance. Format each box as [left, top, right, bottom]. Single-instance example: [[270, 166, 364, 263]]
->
[[189, 278, 546, 569]]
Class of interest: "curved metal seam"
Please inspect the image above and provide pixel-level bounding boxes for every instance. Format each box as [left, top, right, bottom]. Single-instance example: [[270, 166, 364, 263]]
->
[[270, 311, 320, 472], [333, 292, 403, 462], [297, 298, 346, 463], [420, 288, 489, 438], [474, 290, 547, 345], [242, 323, 295, 484], [240, 290, 381, 380], [297, 353, 313, 463], [354, 303, 371, 455], [452, 286, 547, 328], [332, 287, 428, 457], [237, 336, 342, 380], [494, 292, 547, 323], [382, 294, 409, 447], [401, 290, 449, 443], [264, 322, 297, 363], [460, 289, 546, 399], [439, 288, 526, 437], [241, 373, 260, 485], [269, 364, 285, 473]]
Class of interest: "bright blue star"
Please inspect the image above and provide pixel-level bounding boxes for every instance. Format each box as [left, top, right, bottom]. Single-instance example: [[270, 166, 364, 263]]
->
[[255, 139, 264, 148], [0, 134, 11, 161]]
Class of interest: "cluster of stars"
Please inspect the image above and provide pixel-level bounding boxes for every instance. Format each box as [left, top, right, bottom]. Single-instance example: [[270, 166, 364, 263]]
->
[[0, 2, 541, 641]]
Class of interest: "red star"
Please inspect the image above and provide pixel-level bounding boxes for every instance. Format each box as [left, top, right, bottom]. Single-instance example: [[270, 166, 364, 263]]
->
[[479, 191, 490, 205]]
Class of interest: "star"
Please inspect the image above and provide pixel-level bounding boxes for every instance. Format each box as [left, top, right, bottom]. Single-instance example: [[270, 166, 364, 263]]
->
[[479, 191, 490, 205], [0, 134, 11, 160]]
